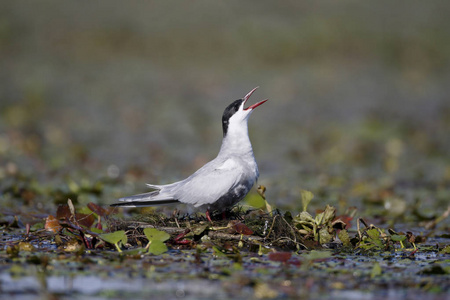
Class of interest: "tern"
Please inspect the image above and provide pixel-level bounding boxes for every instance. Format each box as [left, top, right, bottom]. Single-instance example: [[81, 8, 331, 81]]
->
[[111, 87, 267, 221]]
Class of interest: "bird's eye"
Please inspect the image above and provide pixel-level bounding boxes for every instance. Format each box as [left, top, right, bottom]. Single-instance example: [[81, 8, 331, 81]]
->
[[222, 99, 244, 136]]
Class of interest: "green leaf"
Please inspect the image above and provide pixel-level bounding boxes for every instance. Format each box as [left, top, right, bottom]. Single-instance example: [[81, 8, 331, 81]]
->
[[319, 227, 332, 244], [391, 234, 406, 242], [99, 230, 127, 252], [338, 229, 351, 247], [371, 262, 382, 278], [300, 190, 314, 211], [245, 193, 266, 209], [148, 240, 168, 255], [302, 250, 332, 261], [122, 248, 145, 256], [367, 228, 380, 239], [30, 222, 44, 232], [121, 233, 128, 245], [77, 206, 94, 215], [296, 211, 314, 223], [315, 212, 324, 225], [212, 246, 228, 257], [143, 228, 170, 242], [366, 229, 383, 248], [90, 227, 104, 234], [99, 230, 126, 245], [192, 224, 209, 236], [322, 205, 336, 224], [439, 245, 450, 254]]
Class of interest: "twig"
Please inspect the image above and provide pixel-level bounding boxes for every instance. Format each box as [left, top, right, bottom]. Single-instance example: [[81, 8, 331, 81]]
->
[[265, 215, 279, 239], [207, 231, 263, 242], [424, 205, 450, 230], [133, 222, 264, 243]]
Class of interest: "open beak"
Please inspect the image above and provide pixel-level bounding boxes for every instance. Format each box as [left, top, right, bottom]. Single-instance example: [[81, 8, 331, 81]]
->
[[243, 87, 268, 110]]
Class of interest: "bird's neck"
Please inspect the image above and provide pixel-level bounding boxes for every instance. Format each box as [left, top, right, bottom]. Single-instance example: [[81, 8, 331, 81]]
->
[[218, 122, 254, 157]]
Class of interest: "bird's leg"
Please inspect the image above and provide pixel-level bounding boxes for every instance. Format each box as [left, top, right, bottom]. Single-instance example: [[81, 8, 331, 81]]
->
[[206, 209, 213, 223]]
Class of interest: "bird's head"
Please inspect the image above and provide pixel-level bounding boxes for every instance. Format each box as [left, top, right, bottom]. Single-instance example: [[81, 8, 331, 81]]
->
[[222, 87, 267, 137]]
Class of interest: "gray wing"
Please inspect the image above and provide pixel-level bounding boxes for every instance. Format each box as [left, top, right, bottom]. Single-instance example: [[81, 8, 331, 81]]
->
[[112, 157, 254, 208], [174, 158, 246, 207]]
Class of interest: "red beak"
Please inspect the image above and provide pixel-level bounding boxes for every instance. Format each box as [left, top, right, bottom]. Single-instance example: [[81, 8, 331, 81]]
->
[[243, 87, 268, 110]]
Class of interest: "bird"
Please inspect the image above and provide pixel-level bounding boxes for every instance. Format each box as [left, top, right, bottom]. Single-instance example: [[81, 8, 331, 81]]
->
[[111, 87, 267, 221]]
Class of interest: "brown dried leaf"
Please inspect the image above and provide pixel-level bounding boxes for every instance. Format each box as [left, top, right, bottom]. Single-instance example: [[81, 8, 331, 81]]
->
[[268, 251, 292, 263], [56, 205, 71, 220], [45, 215, 62, 233], [331, 219, 347, 230], [75, 213, 95, 228], [334, 215, 353, 229], [406, 231, 416, 244], [232, 222, 254, 235], [87, 202, 109, 217]]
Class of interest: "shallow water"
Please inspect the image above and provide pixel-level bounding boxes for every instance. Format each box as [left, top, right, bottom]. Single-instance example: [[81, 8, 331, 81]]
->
[[1, 238, 449, 300]]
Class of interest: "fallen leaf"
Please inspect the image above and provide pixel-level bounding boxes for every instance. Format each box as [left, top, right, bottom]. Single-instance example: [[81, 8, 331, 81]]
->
[[99, 230, 127, 252], [233, 222, 254, 235], [391, 234, 406, 242], [56, 205, 71, 220], [268, 252, 292, 263], [74, 213, 95, 228], [318, 227, 332, 244], [302, 250, 332, 261], [334, 215, 353, 229], [143, 228, 170, 242], [338, 229, 351, 247], [45, 215, 62, 233], [148, 240, 168, 255], [371, 262, 382, 278], [87, 202, 109, 217]]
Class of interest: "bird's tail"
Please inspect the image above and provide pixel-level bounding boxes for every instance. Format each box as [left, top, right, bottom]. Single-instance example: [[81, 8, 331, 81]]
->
[[110, 189, 179, 207]]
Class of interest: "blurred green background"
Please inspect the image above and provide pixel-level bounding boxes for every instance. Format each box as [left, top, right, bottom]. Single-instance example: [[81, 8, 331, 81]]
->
[[1, 1, 449, 216]]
